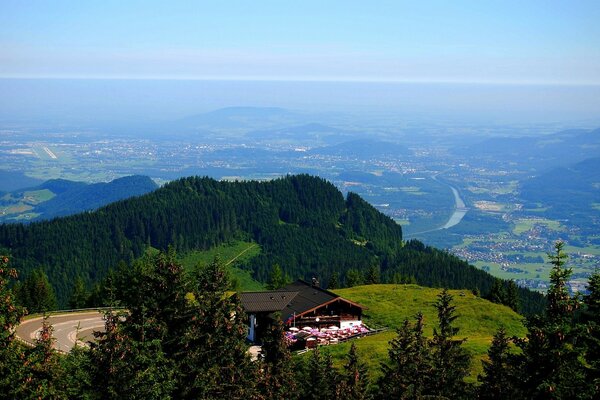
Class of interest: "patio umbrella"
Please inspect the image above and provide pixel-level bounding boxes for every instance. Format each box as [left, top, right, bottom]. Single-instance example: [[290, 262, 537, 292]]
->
[[289, 327, 299, 332]]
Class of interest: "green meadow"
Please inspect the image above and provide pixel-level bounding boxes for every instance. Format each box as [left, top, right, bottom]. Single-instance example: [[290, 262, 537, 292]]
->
[[322, 284, 527, 382]]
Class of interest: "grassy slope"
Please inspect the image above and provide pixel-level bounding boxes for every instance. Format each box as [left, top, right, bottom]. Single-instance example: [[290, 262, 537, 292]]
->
[[179, 241, 264, 291], [323, 284, 527, 382]]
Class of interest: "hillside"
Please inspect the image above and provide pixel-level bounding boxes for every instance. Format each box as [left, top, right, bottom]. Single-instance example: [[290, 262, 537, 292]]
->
[[458, 127, 600, 169], [0, 175, 544, 312], [519, 156, 600, 232], [328, 284, 527, 380], [0, 175, 158, 222]]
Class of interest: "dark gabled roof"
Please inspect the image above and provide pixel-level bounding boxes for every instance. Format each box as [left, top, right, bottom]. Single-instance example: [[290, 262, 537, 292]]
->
[[240, 280, 367, 322], [239, 291, 298, 313], [279, 280, 366, 322], [281, 280, 339, 314]]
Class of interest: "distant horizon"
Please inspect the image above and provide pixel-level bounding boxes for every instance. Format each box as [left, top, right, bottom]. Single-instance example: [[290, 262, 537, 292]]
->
[[2, 76, 600, 87], [1, 78, 599, 126]]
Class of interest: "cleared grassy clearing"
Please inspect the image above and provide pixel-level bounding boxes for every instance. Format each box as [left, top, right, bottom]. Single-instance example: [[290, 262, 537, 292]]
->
[[319, 284, 527, 382], [180, 241, 264, 291]]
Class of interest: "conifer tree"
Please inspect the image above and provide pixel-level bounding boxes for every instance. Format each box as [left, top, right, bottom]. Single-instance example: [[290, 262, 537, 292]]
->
[[428, 289, 471, 399], [302, 347, 338, 400], [514, 241, 592, 399], [364, 264, 380, 285], [327, 271, 339, 289], [20, 316, 66, 399], [346, 269, 363, 287], [178, 255, 258, 399], [478, 327, 520, 400], [16, 268, 58, 313], [379, 313, 430, 399], [0, 255, 26, 398], [267, 263, 289, 290], [68, 276, 89, 309], [338, 342, 370, 400], [259, 318, 297, 400], [580, 271, 600, 393]]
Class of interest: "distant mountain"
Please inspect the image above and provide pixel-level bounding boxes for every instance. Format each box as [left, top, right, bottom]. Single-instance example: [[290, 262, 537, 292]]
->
[[457, 127, 600, 169], [245, 122, 356, 145], [0, 170, 44, 192], [310, 138, 412, 158], [0, 174, 544, 314], [519, 157, 600, 229], [0, 175, 158, 222]]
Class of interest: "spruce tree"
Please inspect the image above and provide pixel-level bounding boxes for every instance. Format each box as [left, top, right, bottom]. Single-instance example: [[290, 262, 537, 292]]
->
[[478, 327, 520, 400], [327, 271, 339, 289], [178, 255, 258, 399], [68, 276, 89, 309], [267, 263, 289, 290], [581, 271, 600, 393], [428, 289, 471, 399], [0, 255, 26, 398], [16, 269, 58, 313], [338, 342, 370, 400], [302, 347, 338, 400], [379, 313, 430, 399], [258, 318, 298, 400], [514, 241, 592, 399]]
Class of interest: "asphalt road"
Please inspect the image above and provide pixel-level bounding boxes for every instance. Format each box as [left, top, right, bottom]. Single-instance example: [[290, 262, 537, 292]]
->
[[16, 311, 106, 352]]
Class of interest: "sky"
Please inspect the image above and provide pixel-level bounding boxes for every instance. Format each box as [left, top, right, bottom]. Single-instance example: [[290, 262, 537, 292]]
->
[[2, 0, 600, 84]]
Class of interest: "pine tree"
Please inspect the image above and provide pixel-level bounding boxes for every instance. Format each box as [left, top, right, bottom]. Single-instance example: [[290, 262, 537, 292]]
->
[[378, 313, 430, 399], [346, 269, 363, 287], [258, 318, 298, 400], [489, 278, 506, 304], [581, 271, 600, 393], [267, 263, 289, 290], [68, 276, 89, 309], [302, 347, 338, 400], [16, 269, 58, 314], [178, 255, 258, 399], [338, 342, 370, 400], [428, 289, 471, 399], [327, 271, 339, 289], [20, 316, 67, 399], [0, 255, 26, 398], [478, 327, 520, 400], [364, 264, 380, 285], [513, 241, 592, 399], [505, 280, 520, 313]]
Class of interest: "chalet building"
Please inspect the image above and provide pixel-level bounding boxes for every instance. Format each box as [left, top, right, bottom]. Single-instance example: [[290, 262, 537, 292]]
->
[[240, 279, 366, 343]]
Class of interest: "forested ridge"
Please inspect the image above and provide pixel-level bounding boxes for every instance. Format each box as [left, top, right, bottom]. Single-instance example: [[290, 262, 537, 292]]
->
[[0, 174, 544, 313]]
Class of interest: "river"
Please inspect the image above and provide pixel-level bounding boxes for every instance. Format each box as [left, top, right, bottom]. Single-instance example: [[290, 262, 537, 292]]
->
[[404, 178, 468, 237]]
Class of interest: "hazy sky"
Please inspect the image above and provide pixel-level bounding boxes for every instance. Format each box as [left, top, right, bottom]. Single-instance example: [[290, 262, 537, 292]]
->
[[2, 0, 600, 84]]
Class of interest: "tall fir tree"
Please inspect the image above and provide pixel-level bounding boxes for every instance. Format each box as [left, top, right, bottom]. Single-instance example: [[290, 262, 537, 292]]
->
[[0, 255, 26, 398], [302, 347, 338, 400], [378, 313, 430, 399], [477, 327, 521, 400], [337, 342, 370, 400], [428, 289, 472, 399], [513, 241, 593, 399], [177, 255, 258, 399], [258, 318, 298, 400]]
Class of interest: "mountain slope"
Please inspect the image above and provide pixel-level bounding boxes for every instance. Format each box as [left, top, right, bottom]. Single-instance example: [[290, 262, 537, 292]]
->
[[0, 175, 544, 312], [519, 156, 600, 231], [457, 127, 600, 169], [328, 284, 527, 379], [0, 175, 158, 222]]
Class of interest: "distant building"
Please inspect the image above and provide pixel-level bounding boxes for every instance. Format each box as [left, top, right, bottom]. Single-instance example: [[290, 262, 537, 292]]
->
[[240, 279, 366, 343]]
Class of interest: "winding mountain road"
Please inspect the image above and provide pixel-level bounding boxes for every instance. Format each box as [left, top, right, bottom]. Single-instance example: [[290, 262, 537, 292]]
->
[[16, 311, 105, 352]]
